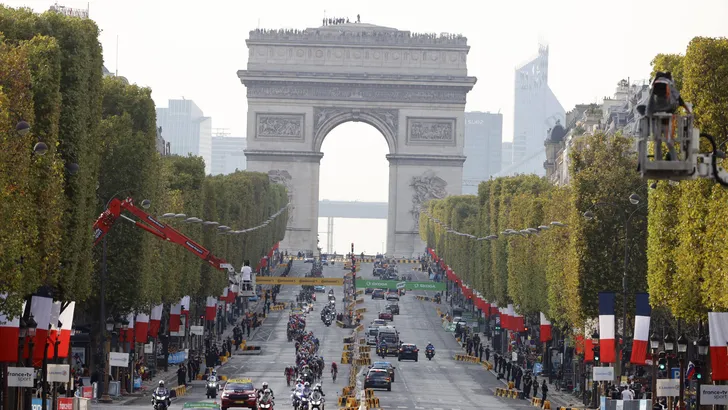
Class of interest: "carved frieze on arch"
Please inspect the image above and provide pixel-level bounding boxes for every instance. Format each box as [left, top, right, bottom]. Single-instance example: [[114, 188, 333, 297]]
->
[[312, 107, 399, 153]]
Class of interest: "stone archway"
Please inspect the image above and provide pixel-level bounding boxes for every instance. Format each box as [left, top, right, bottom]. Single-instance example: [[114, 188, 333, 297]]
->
[[239, 23, 476, 257]]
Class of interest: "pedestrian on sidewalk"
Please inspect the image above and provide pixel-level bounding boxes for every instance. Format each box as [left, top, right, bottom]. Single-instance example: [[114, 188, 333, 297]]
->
[[541, 380, 548, 407], [187, 361, 194, 383], [533, 376, 539, 398], [478, 344, 484, 361], [177, 364, 187, 387], [515, 367, 523, 390], [485, 346, 491, 362]]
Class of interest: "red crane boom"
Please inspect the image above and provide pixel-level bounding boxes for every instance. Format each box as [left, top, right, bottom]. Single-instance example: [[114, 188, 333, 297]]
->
[[92, 197, 235, 275]]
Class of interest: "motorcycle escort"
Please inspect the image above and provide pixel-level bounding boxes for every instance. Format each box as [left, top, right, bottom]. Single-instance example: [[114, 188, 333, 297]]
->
[[309, 390, 325, 410], [206, 375, 219, 398], [257, 391, 275, 409], [152, 390, 170, 410], [426, 346, 435, 360]]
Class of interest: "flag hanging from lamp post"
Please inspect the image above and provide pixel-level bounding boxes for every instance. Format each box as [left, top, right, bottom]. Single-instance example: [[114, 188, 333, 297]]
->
[[598, 292, 616, 363]]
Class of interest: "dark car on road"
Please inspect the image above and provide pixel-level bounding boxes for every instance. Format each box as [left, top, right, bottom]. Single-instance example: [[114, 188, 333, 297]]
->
[[372, 289, 385, 300], [369, 361, 396, 382], [398, 343, 419, 362], [364, 369, 392, 391], [385, 303, 399, 315], [378, 310, 393, 321], [365, 288, 374, 294]]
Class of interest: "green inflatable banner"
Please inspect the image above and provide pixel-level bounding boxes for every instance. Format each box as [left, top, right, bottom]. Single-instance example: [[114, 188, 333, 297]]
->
[[356, 279, 445, 291]]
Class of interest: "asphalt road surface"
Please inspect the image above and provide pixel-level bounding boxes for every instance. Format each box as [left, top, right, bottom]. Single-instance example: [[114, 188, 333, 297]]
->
[[111, 260, 529, 410]]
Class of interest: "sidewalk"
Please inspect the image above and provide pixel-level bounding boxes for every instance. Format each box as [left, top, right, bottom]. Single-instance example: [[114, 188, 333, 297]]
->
[[433, 306, 583, 409], [95, 261, 295, 406]]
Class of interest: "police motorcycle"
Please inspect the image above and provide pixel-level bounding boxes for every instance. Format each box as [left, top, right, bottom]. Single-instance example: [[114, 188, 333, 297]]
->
[[151, 381, 171, 410], [425, 343, 435, 360], [258, 389, 275, 409], [310, 384, 325, 410], [206, 375, 220, 398]]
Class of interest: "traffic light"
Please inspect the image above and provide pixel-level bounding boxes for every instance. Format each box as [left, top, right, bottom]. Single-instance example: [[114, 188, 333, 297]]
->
[[593, 346, 600, 363], [658, 351, 667, 371], [694, 360, 704, 380]]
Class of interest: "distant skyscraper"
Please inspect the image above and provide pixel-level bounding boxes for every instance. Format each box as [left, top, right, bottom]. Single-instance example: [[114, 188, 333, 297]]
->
[[462, 112, 503, 194], [501, 141, 513, 170], [500, 45, 565, 176], [212, 136, 247, 175], [156, 99, 212, 174]]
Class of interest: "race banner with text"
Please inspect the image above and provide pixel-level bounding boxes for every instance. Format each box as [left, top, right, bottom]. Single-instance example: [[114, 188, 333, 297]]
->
[[355, 279, 445, 291]]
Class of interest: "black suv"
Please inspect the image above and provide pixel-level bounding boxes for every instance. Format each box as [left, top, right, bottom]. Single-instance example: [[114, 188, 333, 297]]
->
[[398, 343, 419, 362]]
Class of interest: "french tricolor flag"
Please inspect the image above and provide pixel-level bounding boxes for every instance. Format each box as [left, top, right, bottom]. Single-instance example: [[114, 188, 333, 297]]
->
[[206, 297, 217, 321], [57, 302, 75, 358], [598, 292, 616, 364], [46, 302, 62, 358], [0, 295, 24, 363], [708, 312, 728, 381], [135, 313, 149, 343], [540, 312, 552, 343], [513, 312, 525, 332], [124, 313, 135, 342], [630, 293, 651, 365], [507, 304, 515, 331], [149, 304, 163, 338], [170, 302, 182, 333], [29, 296, 53, 363], [181, 296, 190, 314]]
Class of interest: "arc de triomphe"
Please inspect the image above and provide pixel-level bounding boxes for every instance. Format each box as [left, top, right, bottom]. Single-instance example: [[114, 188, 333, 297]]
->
[[238, 23, 476, 257]]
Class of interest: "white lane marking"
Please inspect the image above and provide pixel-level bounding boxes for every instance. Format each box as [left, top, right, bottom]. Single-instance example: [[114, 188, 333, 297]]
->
[[397, 407, 408, 409]]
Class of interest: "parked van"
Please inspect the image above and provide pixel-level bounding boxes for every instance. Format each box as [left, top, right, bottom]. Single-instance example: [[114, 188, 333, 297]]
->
[[366, 327, 379, 345]]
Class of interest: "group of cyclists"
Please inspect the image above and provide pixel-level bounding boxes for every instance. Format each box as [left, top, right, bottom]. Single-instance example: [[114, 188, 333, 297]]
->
[[287, 313, 307, 342], [287, 330, 334, 409]]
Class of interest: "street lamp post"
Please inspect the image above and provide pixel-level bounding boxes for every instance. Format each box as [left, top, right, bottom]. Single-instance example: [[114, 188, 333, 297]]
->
[[120, 319, 129, 395], [100, 317, 114, 403], [583, 193, 645, 380], [676, 334, 688, 410], [695, 325, 709, 409], [650, 332, 661, 406], [591, 330, 600, 410]]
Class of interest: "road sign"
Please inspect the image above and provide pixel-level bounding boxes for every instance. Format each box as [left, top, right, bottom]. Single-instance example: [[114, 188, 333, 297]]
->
[[670, 367, 680, 379], [355, 279, 445, 291], [396, 282, 406, 289], [255, 277, 344, 286]]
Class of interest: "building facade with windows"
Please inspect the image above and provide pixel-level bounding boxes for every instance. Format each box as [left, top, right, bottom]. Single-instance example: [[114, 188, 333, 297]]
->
[[156, 99, 212, 174], [498, 45, 565, 177], [462, 112, 503, 194]]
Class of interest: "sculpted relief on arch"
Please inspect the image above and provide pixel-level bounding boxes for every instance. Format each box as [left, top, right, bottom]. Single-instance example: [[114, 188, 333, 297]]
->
[[410, 170, 448, 229]]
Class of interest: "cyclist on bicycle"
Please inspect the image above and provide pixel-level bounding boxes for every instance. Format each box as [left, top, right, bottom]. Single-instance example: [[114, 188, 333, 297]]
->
[[331, 362, 338, 381]]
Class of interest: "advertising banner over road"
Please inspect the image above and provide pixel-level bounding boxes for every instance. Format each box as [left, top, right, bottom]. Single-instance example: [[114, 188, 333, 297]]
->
[[355, 279, 445, 291], [255, 277, 344, 286]]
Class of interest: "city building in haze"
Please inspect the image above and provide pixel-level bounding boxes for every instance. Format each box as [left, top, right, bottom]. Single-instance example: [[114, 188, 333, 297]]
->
[[462, 112, 503, 194], [501, 141, 513, 170], [211, 133, 247, 175], [156, 99, 212, 174], [498, 45, 565, 177]]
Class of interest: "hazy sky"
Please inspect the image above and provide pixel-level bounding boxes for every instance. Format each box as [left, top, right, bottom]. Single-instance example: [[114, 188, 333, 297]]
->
[[8, 0, 726, 254], [6, 0, 728, 204]]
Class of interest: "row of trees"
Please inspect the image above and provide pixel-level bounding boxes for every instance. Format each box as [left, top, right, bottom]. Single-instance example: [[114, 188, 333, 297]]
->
[[421, 36, 728, 333], [0, 6, 287, 320], [421, 132, 646, 330]]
